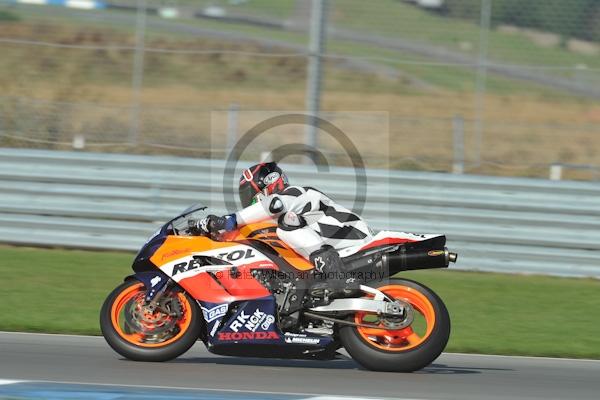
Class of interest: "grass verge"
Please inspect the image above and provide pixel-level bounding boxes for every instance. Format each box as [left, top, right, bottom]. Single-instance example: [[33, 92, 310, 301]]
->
[[1, 245, 599, 359]]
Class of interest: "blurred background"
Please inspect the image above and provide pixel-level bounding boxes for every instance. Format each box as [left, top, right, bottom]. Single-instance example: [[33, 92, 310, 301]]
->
[[1, 0, 599, 178], [2, 0, 600, 271], [0, 0, 599, 362]]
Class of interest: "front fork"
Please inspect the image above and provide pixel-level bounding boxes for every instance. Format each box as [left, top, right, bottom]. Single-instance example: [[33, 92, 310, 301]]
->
[[125, 271, 208, 343], [125, 271, 173, 315]]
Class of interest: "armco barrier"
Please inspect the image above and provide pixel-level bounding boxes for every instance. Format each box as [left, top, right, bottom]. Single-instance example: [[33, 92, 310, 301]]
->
[[1, 148, 599, 278]]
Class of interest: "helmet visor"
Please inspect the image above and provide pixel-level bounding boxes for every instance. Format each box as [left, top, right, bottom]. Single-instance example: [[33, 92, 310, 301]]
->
[[239, 184, 257, 208]]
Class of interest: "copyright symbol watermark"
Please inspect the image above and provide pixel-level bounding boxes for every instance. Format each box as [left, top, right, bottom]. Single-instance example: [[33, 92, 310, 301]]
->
[[216, 112, 372, 215]]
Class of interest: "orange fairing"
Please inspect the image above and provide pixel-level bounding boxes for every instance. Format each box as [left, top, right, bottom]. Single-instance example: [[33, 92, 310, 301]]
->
[[150, 235, 238, 266], [150, 232, 274, 303], [233, 222, 314, 271], [151, 223, 313, 271], [147, 223, 314, 303]]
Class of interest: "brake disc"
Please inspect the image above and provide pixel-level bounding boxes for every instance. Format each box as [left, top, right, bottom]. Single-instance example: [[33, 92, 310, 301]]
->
[[124, 293, 181, 337]]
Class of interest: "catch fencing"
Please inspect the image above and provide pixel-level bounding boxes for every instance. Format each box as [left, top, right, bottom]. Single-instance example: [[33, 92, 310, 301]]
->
[[1, 148, 599, 278], [0, 0, 599, 178]]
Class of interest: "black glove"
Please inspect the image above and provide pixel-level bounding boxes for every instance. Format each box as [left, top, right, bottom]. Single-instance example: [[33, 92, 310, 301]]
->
[[187, 218, 209, 235], [188, 214, 236, 236], [206, 214, 227, 232]]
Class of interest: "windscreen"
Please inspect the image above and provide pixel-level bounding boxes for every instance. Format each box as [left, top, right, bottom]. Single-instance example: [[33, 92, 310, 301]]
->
[[168, 205, 209, 236]]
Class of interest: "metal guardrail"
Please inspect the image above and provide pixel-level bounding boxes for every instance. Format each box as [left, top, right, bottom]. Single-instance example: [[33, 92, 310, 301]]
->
[[1, 148, 599, 278]]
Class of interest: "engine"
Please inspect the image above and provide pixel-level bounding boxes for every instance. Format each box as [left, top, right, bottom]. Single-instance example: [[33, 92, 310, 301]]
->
[[251, 269, 296, 314]]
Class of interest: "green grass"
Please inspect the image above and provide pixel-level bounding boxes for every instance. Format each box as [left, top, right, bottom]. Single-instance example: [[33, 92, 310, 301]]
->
[[402, 269, 600, 358], [332, 0, 600, 71], [163, 0, 600, 83], [0, 246, 132, 334], [1, 245, 599, 359], [0, 9, 19, 21]]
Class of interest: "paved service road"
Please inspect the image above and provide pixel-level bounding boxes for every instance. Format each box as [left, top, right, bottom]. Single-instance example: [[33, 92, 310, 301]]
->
[[1, 332, 599, 400]]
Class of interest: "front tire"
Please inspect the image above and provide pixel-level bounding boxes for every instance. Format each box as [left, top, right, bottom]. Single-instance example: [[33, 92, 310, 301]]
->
[[339, 278, 450, 372], [100, 280, 202, 362]]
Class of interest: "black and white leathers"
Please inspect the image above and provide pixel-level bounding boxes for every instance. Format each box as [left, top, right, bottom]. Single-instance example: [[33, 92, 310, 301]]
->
[[235, 186, 372, 258]]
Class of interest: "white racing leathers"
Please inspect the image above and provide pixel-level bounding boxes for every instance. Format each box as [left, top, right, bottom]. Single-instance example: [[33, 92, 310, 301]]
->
[[235, 186, 373, 258]]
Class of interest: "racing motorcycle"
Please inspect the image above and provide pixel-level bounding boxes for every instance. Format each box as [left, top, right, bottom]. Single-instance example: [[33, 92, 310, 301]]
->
[[100, 205, 457, 372]]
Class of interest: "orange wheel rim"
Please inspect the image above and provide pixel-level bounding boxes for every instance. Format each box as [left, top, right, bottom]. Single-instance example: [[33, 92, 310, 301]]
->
[[110, 283, 192, 348], [355, 285, 436, 352]]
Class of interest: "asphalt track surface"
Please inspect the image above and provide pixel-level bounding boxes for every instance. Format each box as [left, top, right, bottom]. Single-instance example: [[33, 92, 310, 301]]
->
[[1, 332, 600, 400]]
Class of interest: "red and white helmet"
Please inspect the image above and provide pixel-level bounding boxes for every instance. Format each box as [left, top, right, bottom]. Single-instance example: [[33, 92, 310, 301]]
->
[[238, 162, 289, 208]]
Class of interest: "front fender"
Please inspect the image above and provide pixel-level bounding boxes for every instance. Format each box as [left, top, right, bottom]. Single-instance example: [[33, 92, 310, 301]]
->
[[124, 271, 169, 301]]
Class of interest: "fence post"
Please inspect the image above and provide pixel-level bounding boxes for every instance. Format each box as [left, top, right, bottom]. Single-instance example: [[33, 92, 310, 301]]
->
[[473, 0, 492, 167], [226, 103, 239, 157], [549, 164, 563, 181], [453, 115, 465, 174], [129, 0, 147, 146], [72, 134, 85, 150], [305, 0, 328, 163]]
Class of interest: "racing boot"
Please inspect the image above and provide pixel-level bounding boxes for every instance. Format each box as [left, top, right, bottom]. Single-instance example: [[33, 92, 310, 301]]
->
[[309, 245, 361, 301]]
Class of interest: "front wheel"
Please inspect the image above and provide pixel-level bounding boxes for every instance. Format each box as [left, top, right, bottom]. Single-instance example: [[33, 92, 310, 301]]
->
[[339, 278, 450, 372], [100, 280, 202, 362]]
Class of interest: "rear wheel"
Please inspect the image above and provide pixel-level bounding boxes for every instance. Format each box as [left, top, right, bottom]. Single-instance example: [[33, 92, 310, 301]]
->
[[339, 278, 450, 372], [100, 280, 202, 362]]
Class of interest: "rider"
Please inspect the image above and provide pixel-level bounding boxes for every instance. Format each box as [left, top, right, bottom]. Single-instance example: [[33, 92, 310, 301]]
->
[[192, 162, 373, 298]]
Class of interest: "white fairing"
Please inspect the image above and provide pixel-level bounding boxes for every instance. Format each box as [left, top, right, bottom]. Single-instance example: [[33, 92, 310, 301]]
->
[[337, 231, 444, 258]]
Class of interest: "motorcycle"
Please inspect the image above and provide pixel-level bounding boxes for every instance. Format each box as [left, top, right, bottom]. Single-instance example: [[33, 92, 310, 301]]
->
[[100, 205, 457, 372]]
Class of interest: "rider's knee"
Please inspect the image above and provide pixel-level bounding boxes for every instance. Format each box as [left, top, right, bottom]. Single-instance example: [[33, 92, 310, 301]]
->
[[277, 211, 307, 231]]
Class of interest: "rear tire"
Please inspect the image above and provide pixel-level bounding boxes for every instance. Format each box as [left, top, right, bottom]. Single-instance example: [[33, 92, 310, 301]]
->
[[100, 280, 202, 362], [339, 278, 450, 372]]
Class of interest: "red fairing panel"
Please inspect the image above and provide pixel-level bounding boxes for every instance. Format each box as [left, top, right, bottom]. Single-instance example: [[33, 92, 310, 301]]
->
[[215, 261, 276, 299], [358, 237, 417, 252], [158, 243, 279, 302], [179, 273, 235, 303], [173, 260, 277, 303]]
